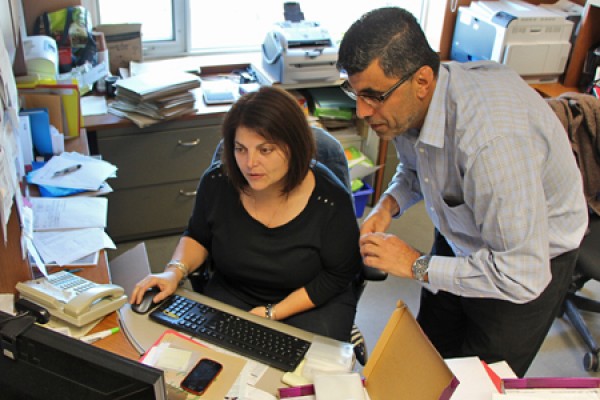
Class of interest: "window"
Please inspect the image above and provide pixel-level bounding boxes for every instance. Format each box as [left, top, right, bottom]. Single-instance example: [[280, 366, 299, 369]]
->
[[92, 0, 439, 59]]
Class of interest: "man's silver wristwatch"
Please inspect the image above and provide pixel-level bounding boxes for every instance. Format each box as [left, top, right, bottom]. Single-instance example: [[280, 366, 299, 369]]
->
[[412, 255, 432, 282]]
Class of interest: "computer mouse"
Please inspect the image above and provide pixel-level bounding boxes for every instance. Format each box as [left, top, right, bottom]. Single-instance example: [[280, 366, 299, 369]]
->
[[131, 287, 162, 314]]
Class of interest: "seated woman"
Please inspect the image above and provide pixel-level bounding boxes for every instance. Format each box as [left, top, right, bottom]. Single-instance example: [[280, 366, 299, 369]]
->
[[131, 86, 362, 342]]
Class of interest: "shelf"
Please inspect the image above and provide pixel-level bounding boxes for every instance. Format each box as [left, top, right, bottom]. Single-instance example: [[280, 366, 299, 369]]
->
[[563, 1, 600, 88]]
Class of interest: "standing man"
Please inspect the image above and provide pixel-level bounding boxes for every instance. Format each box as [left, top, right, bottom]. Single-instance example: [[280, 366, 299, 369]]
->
[[336, 7, 588, 377]]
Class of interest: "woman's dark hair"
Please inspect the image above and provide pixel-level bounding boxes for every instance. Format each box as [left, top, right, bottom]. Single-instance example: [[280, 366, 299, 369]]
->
[[221, 86, 316, 194], [336, 7, 440, 79]]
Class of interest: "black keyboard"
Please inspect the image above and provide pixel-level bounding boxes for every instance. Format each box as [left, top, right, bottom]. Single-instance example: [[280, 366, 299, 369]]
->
[[149, 295, 311, 371]]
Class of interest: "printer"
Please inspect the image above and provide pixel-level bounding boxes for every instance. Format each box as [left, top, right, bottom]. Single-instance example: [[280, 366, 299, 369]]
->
[[261, 20, 339, 85], [450, 0, 574, 83]]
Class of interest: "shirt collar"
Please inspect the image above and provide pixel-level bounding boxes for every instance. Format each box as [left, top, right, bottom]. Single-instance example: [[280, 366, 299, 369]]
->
[[417, 64, 449, 149]]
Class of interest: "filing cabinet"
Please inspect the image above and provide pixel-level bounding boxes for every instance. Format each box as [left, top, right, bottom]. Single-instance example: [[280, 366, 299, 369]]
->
[[94, 116, 224, 242]]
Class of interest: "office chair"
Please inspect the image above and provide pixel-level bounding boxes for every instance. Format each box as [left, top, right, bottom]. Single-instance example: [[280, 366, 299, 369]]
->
[[563, 213, 600, 371], [548, 92, 600, 371], [190, 126, 387, 366]]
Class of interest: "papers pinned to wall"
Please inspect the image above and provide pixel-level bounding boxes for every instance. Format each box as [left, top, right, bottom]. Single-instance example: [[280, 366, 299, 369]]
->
[[0, 25, 23, 242]]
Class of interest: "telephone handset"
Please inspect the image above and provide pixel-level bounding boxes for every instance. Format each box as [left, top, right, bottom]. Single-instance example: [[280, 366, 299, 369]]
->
[[16, 271, 127, 327]]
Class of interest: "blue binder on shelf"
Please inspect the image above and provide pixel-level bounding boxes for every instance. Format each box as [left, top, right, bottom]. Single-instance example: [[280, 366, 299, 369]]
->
[[19, 108, 53, 157]]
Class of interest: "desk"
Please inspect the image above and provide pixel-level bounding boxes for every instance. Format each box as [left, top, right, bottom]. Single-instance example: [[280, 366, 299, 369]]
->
[[529, 83, 579, 98], [84, 79, 364, 242], [70, 254, 140, 360], [70, 247, 315, 396], [119, 288, 318, 396], [84, 83, 232, 241]]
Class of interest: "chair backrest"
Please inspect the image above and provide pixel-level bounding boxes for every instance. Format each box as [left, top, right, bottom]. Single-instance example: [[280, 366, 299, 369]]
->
[[210, 126, 352, 193], [207, 124, 387, 287], [546, 92, 600, 216]]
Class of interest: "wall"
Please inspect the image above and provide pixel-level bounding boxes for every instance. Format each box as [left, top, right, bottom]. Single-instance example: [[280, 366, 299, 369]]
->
[[0, 0, 30, 293], [21, 0, 82, 36]]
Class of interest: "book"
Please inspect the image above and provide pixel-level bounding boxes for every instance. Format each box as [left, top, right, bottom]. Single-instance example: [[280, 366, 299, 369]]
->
[[20, 108, 52, 157], [496, 377, 600, 399], [306, 87, 356, 120], [115, 71, 201, 102], [18, 114, 34, 169]]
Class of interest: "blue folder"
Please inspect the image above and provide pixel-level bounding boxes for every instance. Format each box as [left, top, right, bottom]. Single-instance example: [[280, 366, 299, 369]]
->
[[20, 108, 53, 157]]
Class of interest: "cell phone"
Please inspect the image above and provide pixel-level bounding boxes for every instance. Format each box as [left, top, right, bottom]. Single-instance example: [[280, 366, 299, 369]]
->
[[180, 358, 223, 396]]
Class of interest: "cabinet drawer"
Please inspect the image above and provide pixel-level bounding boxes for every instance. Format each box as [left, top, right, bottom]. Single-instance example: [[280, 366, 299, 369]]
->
[[98, 125, 221, 190], [106, 180, 199, 242]]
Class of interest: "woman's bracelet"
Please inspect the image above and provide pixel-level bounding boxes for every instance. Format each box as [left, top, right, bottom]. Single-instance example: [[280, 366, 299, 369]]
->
[[164, 260, 189, 280], [265, 304, 276, 320]]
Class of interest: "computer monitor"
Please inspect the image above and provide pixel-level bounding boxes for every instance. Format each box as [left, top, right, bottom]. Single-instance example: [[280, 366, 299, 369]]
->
[[0, 311, 166, 400]]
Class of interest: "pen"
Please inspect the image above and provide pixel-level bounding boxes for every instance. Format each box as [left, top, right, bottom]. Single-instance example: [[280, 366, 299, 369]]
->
[[80, 327, 120, 344], [53, 164, 82, 177]]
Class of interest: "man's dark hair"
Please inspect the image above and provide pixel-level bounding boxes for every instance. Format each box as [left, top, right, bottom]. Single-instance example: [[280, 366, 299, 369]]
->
[[336, 7, 440, 79]]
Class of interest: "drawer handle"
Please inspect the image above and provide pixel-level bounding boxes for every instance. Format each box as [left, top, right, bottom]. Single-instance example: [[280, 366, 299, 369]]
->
[[179, 189, 197, 197], [177, 138, 200, 147]]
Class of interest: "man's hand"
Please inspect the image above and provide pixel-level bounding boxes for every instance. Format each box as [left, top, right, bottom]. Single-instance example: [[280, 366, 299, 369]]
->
[[359, 232, 421, 279], [360, 194, 398, 235]]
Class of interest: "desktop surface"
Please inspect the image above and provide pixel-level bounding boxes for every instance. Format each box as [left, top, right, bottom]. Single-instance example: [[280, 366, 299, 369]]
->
[[148, 294, 311, 371], [120, 288, 319, 396]]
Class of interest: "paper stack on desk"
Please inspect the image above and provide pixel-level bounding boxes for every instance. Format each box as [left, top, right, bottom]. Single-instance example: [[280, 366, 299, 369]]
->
[[25, 152, 118, 267], [28, 196, 115, 267], [109, 71, 200, 128], [28, 151, 117, 194]]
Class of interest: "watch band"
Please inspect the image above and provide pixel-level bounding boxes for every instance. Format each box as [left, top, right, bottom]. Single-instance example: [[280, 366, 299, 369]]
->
[[412, 255, 431, 282]]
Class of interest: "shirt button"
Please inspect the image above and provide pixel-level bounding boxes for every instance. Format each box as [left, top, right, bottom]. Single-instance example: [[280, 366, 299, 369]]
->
[[419, 148, 425, 153], [424, 177, 429, 183]]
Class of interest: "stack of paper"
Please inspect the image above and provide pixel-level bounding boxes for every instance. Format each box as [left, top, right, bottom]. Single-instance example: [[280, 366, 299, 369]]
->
[[27, 152, 117, 195], [306, 87, 356, 129], [24, 152, 118, 269], [109, 71, 200, 127], [27, 196, 115, 268]]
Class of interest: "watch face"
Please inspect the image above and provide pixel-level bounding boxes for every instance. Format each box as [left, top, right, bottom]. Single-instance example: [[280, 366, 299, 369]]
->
[[413, 256, 430, 281]]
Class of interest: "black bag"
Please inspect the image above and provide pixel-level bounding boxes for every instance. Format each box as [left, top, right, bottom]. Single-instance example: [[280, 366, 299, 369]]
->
[[34, 6, 97, 73]]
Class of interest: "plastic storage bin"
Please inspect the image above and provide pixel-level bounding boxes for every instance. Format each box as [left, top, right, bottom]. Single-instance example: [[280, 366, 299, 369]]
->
[[353, 182, 373, 218]]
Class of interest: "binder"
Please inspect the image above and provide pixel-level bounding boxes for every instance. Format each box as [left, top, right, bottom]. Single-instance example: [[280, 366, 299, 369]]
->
[[19, 108, 52, 157], [17, 114, 35, 168]]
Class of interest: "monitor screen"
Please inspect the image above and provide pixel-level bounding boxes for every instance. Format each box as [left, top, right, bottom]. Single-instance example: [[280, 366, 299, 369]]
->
[[0, 311, 166, 400]]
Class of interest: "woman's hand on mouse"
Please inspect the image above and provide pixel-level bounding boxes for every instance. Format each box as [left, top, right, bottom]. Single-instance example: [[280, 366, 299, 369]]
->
[[130, 271, 180, 305]]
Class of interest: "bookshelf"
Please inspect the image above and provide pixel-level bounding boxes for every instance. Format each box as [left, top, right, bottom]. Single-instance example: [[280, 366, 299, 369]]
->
[[437, 0, 595, 90], [563, 1, 600, 88]]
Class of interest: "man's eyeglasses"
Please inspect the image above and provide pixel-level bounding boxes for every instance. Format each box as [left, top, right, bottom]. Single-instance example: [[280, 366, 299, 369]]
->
[[341, 67, 419, 107]]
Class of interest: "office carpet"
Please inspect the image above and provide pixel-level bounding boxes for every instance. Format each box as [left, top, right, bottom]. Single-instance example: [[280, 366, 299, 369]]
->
[[109, 201, 600, 378]]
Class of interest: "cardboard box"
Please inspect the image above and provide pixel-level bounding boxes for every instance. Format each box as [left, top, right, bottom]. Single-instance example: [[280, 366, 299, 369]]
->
[[362, 300, 459, 400], [94, 24, 142, 76], [280, 301, 458, 399]]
